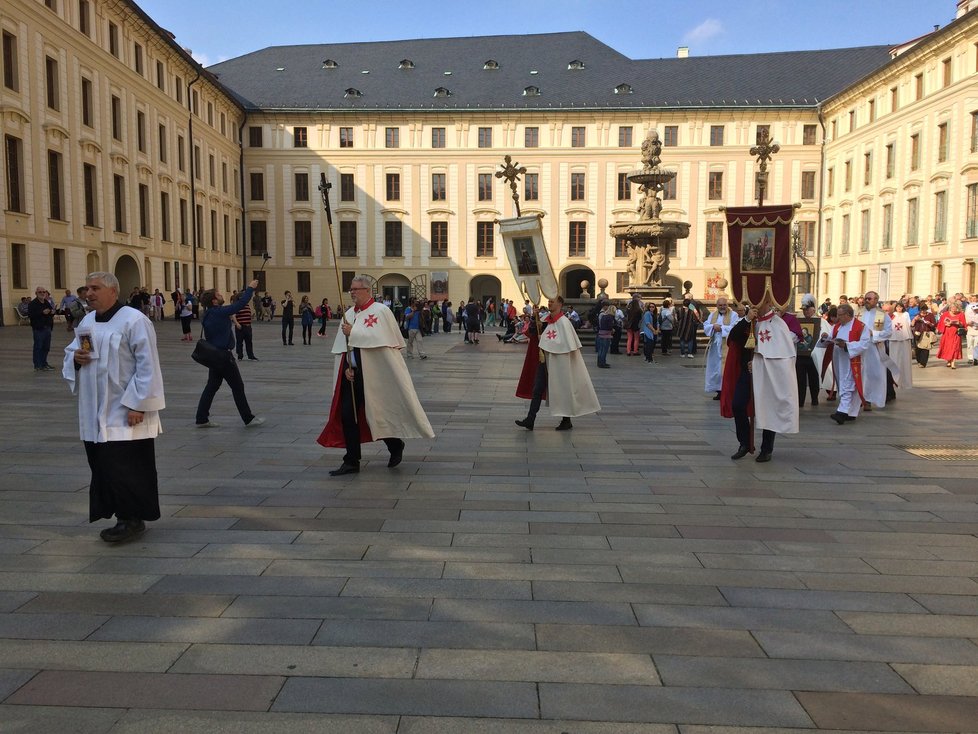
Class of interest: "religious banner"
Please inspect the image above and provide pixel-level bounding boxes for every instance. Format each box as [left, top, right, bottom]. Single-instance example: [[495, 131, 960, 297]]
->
[[723, 204, 796, 309], [498, 215, 558, 305], [430, 271, 448, 300]]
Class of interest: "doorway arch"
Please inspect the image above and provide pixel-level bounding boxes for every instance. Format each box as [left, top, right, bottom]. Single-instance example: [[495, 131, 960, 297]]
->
[[469, 274, 501, 307], [113, 254, 141, 296], [560, 266, 595, 298], [377, 272, 410, 307]]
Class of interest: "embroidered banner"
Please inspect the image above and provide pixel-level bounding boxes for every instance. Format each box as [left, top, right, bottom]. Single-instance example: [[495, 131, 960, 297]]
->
[[497, 215, 558, 305], [724, 204, 795, 309]]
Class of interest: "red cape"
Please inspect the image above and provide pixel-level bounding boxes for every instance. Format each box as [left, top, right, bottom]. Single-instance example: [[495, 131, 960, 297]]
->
[[516, 329, 545, 400], [316, 352, 374, 448], [719, 338, 752, 419]]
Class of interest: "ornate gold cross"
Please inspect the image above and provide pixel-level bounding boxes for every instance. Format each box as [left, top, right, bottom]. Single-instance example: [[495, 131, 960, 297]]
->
[[495, 155, 527, 216], [750, 129, 780, 207]]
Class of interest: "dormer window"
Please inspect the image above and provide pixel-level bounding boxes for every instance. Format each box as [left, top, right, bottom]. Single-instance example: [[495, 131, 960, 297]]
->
[[523, 85, 540, 97], [484, 60, 499, 70], [344, 88, 362, 98], [567, 60, 585, 70], [614, 83, 633, 95], [322, 59, 338, 69], [398, 59, 414, 69], [433, 87, 452, 98]]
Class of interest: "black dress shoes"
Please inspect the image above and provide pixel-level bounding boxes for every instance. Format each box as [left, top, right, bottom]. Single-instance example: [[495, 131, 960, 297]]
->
[[755, 452, 772, 463], [730, 446, 751, 460], [99, 519, 146, 543], [515, 418, 534, 431], [329, 463, 360, 476], [555, 418, 573, 431], [830, 412, 847, 425], [388, 439, 405, 468], [713, 392, 721, 400]]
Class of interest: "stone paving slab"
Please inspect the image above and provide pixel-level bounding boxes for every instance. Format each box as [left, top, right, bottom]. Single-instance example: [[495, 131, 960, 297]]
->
[[796, 691, 978, 731]]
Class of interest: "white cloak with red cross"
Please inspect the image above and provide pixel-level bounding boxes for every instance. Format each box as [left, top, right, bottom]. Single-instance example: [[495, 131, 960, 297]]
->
[[751, 311, 799, 435], [537, 313, 601, 418]]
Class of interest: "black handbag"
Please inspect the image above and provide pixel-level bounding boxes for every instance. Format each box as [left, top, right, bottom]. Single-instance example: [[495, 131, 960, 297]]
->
[[191, 315, 231, 368], [957, 326, 969, 338]]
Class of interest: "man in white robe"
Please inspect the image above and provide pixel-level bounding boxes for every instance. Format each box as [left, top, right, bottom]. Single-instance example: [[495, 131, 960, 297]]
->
[[317, 277, 434, 475], [516, 295, 600, 431], [63, 272, 165, 543], [825, 303, 872, 423], [750, 301, 798, 462], [859, 291, 893, 408], [703, 296, 740, 399], [888, 303, 914, 390]]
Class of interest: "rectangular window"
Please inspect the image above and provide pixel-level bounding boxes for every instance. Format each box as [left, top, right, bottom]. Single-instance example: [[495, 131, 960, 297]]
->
[[223, 214, 229, 252], [831, 119, 837, 139], [934, 190, 947, 242], [339, 220, 357, 257], [193, 145, 201, 181], [663, 126, 679, 146], [968, 183, 978, 238], [431, 127, 445, 148], [882, 203, 893, 250], [661, 175, 676, 200], [617, 172, 630, 200], [524, 173, 538, 201], [11, 243, 26, 289], [614, 236, 628, 258], [108, 22, 118, 58], [868, 99, 876, 123], [156, 60, 165, 90], [113, 174, 126, 232], [910, 133, 920, 170], [385, 220, 402, 256], [45, 56, 59, 111], [83, 163, 97, 226], [844, 160, 852, 191], [863, 151, 872, 185], [708, 171, 723, 200], [431, 173, 446, 201], [860, 209, 871, 252], [53, 249, 66, 290], [294, 126, 307, 148], [177, 136, 185, 172], [79, 0, 91, 36], [827, 167, 834, 197], [79, 77, 93, 127], [294, 221, 312, 257], [339, 127, 353, 147], [799, 220, 815, 256], [386, 173, 400, 201], [478, 173, 492, 201], [570, 172, 585, 201], [915, 73, 924, 101], [430, 221, 448, 257], [841, 213, 850, 254], [476, 221, 494, 257], [618, 126, 633, 147], [525, 127, 539, 148], [385, 127, 399, 148], [801, 170, 816, 200], [478, 127, 492, 148], [158, 124, 167, 163], [111, 95, 121, 140], [8, 135, 25, 211], [2, 31, 18, 91], [295, 172, 308, 201], [891, 86, 898, 112], [133, 43, 143, 75], [175, 76, 182, 104], [824, 218, 833, 257], [709, 125, 724, 146], [340, 172, 354, 201], [194, 204, 203, 247], [250, 220, 267, 256], [191, 90, 199, 117], [705, 221, 723, 258], [885, 143, 895, 178], [179, 198, 187, 245], [297, 271, 311, 293], [571, 126, 585, 147], [208, 154, 215, 186], [906, 197, 919, 246], [138, 184, 149, 237], [206, 102, 213, 127], [972, 112, 978, 153], [160, 191, 170, 241], [937, 122, 948, 163], [48, 150, 63, 220], [222, 162, 228, 193], [755, 124, 770, 144], [250, 172, 264, 201], [249, 126, 263, 147], [137, 111, 146, 153], [803, 124, 817, 145], [943, 57, 952, 87], [568, 221, 586, 257]]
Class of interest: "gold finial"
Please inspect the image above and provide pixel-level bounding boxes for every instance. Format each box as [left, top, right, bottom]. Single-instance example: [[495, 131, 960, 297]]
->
[[495, 155, 527, 217], [749, 128, 780, 207]]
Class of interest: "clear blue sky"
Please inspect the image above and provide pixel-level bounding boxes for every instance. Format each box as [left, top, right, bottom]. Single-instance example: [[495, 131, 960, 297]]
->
[[136, 0, 959, 68]]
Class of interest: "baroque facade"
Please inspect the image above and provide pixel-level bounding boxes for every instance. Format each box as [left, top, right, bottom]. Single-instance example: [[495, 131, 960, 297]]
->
[[3, 0, 978, 320]]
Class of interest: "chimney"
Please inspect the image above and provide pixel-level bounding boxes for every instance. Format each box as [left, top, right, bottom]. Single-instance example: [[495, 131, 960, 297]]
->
[[677, 46, 689, 58]]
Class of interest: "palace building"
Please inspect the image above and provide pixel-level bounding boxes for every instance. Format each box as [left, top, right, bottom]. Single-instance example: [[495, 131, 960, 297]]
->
[[3, 0, 978, 319]]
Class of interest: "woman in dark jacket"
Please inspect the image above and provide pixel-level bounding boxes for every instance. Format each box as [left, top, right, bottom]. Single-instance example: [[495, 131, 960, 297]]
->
[[911, 307, 938, 367], [624, 298, 644, 356]]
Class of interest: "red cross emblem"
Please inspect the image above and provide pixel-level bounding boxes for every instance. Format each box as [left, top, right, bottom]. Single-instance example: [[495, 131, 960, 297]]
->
[[758, 329, 772, 343], [544, 329, 558, 340], [894, 323, 903, 331], [363, 314, 378, 327]]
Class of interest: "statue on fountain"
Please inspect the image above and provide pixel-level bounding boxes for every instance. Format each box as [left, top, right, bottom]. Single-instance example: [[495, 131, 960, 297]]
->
[[637, 184, 662, 221], [643, 244, 667, 287], [641, 130, 662, 170]]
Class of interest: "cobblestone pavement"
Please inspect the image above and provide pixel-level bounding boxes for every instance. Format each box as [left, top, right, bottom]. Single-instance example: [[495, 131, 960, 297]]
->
[[2, 317, 978, 733]]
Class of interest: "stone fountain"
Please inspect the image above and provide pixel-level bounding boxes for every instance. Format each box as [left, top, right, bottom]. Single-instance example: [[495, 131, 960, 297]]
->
[[609, 130, 690, 301]]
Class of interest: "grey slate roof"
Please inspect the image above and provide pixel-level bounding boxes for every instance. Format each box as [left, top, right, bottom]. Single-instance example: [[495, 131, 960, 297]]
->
[[207, 32, 893, 112]]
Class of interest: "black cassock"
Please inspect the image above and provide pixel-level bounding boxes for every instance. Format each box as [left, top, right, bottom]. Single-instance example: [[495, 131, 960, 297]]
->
[[85, 439, 160, 522]]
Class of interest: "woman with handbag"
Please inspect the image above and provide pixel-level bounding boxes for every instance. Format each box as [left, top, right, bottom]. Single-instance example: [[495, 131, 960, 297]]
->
[[911, 306, 937, 368], [936, 301, 967, 369], [299, 295, 315, 345]]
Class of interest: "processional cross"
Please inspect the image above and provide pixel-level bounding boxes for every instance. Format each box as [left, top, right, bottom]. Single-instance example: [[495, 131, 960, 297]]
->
[[495, 155, 527, 217], [749, 129, 780, 207]]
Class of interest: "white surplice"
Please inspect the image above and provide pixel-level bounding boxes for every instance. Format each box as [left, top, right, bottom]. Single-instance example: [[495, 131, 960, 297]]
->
[[830, 319, 872, 417], [752, 312, 798, 434], [703, 309, 740, 392], [63, 306, 165, 442], [888, 311, 913, 390], [859, 307, 893, 408]]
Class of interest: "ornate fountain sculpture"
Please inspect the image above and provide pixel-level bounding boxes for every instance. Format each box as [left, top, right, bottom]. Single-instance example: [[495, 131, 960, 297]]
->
[[609, 130, 690, 297]]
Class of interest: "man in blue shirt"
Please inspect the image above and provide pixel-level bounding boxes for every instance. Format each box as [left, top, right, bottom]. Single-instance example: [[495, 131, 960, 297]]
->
[[403, 299, 428, 359], [195, 279, 265, 428]]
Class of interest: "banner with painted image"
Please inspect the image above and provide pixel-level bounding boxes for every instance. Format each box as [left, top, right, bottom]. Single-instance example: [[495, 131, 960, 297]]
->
[[497, 215, 558, 305], [430, 272, 448, 300], [723, 204, 795, 309]]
